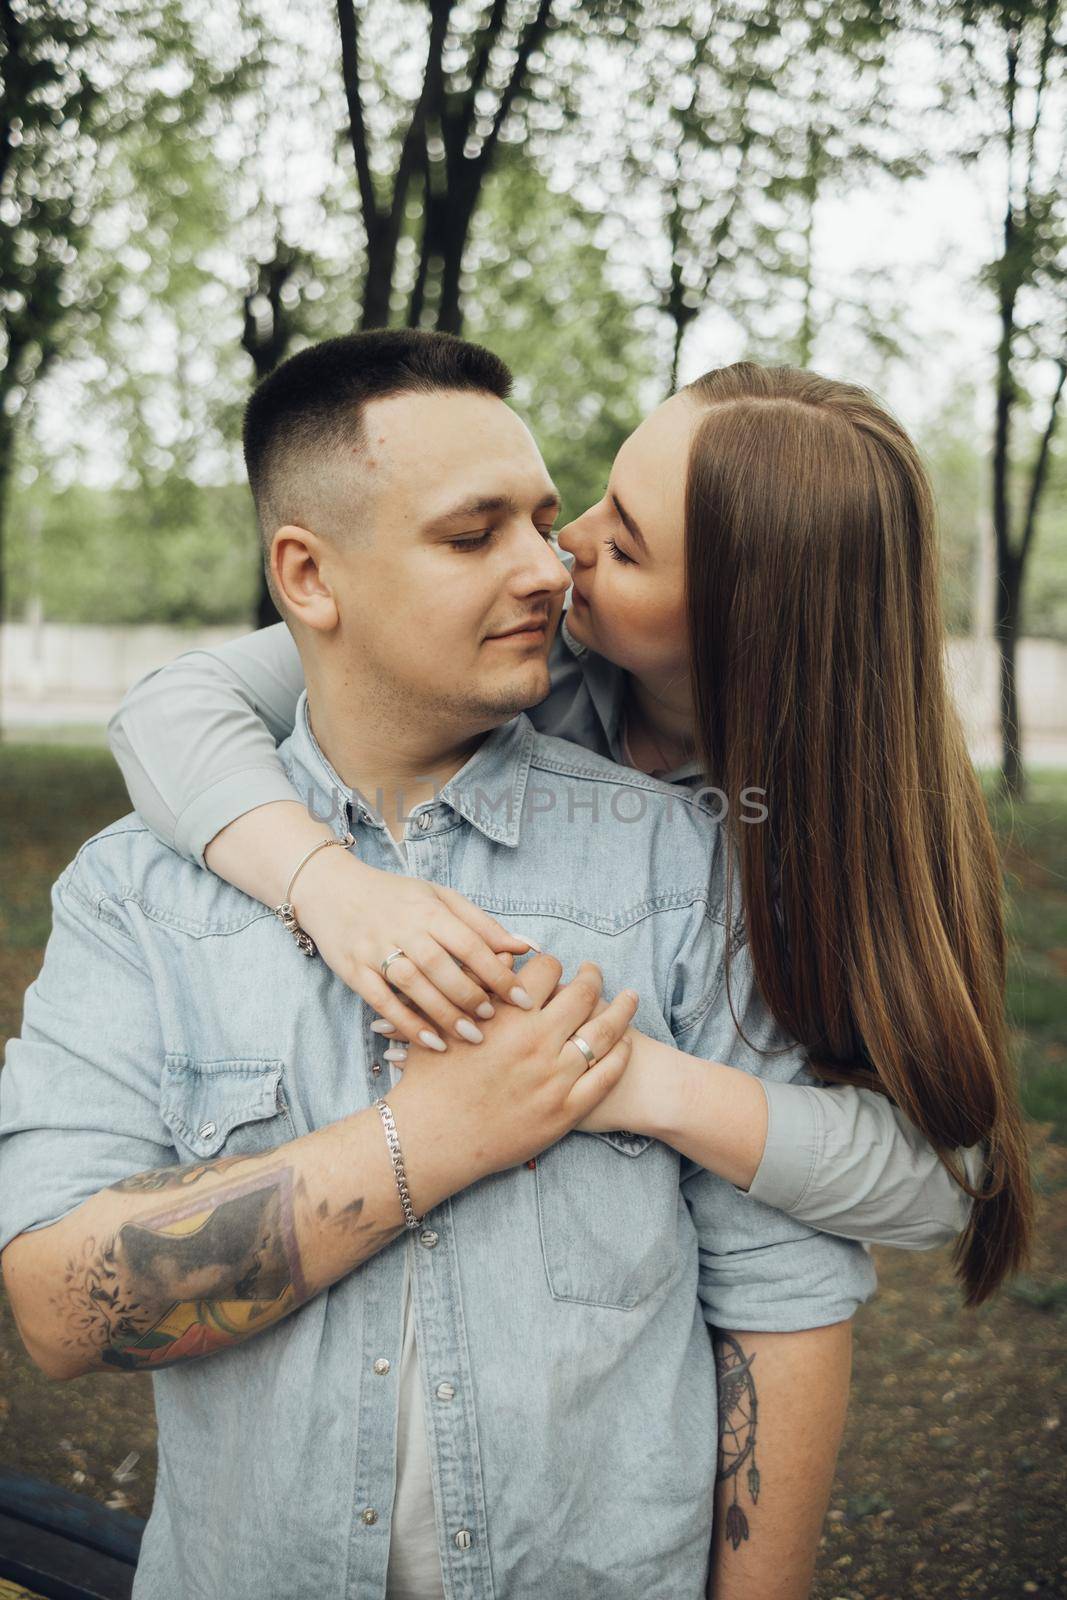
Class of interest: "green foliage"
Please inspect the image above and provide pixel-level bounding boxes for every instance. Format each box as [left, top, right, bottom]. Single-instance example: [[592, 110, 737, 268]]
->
[[0, 1, 249, 437], [2, 150, 652, 624], [1024, 445, 1067, 637], [921, 388, 1067, 641], [922, 391, 988, 636], [5, 477, 258, 626], [465, 150, 654, 521], [985, 768, 1067, 1136]]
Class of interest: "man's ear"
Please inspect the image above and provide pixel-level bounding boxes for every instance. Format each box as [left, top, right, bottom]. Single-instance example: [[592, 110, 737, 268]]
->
[[271, 524, 339, 632]]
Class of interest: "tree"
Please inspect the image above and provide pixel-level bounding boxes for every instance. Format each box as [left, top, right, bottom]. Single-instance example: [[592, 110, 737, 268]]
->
[[944, 0, 1067, 796], [464, 147, 654, 516], [581, 0, 911, 391], [336, 0, 560, 334], [0, 0, 244, 682]]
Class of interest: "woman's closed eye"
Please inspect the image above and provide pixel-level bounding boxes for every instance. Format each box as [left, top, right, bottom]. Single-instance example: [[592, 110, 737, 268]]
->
[[604, 537, 634, 565]]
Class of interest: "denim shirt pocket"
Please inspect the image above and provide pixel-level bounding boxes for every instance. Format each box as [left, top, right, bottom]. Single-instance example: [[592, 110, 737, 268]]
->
[[160, 1055, 298, 1162], [535, 1131, 680, 1310]]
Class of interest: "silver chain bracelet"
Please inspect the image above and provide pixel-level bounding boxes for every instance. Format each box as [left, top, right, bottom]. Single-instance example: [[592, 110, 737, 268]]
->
[[375, 1097, 423, 1230], [273, 831, 355, 958]]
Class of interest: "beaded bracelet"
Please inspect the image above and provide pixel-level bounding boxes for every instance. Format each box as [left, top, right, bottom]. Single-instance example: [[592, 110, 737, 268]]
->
[[273, 831, 355, 957]]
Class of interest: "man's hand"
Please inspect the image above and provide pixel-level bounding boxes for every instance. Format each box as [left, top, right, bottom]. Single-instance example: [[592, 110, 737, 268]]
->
[[572, 995, 655, 1135], [389, 955, 640, 1195]]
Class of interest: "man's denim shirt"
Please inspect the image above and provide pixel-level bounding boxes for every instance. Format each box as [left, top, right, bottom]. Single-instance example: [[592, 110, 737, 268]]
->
[[0, 693, 877, 1600]]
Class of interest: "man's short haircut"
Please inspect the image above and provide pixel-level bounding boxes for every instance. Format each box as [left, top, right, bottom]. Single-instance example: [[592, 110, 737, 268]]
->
[[243, 329, 514, 549]]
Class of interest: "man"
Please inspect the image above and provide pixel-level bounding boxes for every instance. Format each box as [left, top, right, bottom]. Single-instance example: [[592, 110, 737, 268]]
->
[[0, 329, 875, 1600]]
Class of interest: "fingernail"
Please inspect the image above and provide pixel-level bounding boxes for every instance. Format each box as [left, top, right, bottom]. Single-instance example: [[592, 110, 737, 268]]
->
[[418, 1029, 447, 1051], [623, 991, 639, 1004], [519, 938, 542, 952], [510, 986, 533, 1009], [475, 1001, 496, 1019], [383, 1045, 408, 1061], [370, 1020, 397, 1034], [455, 1019, 484, 1043]]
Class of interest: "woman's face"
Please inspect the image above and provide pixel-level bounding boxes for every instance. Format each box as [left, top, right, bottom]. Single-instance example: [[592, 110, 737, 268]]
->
[[556, 390, 699, 682]]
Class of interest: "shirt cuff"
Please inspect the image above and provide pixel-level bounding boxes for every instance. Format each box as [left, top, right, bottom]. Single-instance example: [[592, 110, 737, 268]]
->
[[741, 1079, 825, 1213], [174, 765, 306, 868]]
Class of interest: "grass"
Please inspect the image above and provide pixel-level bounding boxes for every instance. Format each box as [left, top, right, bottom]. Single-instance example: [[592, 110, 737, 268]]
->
[[984, 768, 1067, 1139]]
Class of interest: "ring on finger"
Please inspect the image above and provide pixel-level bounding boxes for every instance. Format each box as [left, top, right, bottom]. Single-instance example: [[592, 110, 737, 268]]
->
[[380, 948, 407, 981], [567, 1033, 598, 1069]]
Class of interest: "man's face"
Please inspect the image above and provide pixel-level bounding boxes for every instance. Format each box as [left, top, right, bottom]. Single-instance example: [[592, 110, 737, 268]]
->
[[312, 389, 570, 729]]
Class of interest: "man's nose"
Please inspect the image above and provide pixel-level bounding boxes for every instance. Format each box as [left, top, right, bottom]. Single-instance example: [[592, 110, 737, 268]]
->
[[515, 528, 572, 597], [556, 511, 594, 568]]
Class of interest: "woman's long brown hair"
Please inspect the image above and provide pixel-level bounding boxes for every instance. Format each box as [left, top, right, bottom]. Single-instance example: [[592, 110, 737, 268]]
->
[[683, 362, 1033, 1306]]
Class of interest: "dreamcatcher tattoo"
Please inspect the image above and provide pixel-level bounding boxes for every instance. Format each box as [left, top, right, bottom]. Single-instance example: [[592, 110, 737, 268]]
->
[[714, 1332, 760, 1551]]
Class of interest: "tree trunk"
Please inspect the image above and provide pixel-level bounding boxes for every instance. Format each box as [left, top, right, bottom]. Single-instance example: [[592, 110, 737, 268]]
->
[[668, 314, 686, 395], [435, 202, 473, 335], [990, 285, 1019, 795], [241, 246, 300, 629], [360, 219, 395, 331], [0, 416, 14, 741], [416, 173, 475, 336], [995, 553, 1024, 799]]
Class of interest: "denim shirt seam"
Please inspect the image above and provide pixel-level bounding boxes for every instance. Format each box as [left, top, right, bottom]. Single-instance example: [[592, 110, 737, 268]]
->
[[528, 750, 714, 807], [57, 868, 140, 944], [88, 886, 278, 941], [473, 890, 723, 940]]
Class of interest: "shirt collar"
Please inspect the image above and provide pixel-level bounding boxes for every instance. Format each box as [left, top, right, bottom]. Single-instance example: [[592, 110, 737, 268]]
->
[[277, 691, 537, 850]]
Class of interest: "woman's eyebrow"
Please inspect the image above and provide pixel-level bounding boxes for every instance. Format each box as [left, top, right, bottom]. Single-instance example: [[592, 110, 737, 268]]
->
[[611, 494, 649, 555]]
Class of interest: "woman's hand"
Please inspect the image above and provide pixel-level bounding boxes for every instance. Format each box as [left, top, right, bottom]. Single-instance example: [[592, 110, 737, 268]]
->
[[290, 847, 541, 1047]]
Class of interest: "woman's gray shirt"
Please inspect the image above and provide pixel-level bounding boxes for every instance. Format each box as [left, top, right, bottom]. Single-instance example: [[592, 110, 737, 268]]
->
[[106, 579, 983, 1248]]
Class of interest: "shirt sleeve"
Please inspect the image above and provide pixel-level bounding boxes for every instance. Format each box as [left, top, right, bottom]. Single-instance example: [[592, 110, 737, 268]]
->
[[747, 1078, 984, 1249], [106, 623, 306, 868], [671, 924, 879, 1332], [0, 865, 176, 1256]]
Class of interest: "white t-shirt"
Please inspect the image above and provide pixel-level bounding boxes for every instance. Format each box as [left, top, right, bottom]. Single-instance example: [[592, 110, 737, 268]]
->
[[385, 1249, 446, 1600]]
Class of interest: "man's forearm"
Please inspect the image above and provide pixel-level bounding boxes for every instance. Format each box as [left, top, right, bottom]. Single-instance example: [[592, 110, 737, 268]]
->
[[5, 1077, 467, 1381], [706, 1320, 853, 1600]]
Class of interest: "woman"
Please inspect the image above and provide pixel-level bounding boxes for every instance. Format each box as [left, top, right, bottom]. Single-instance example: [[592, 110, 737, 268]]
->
[[108, 361, 1033, 1306]]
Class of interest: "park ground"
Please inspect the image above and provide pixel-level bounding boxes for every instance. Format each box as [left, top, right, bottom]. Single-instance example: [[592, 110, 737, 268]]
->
[[0, 747, 1064, 1599]]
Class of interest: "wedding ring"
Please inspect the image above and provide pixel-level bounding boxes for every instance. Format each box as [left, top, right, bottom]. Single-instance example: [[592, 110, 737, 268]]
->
[[380, 948, 407, 981], [568, 1033, 598, 1069]]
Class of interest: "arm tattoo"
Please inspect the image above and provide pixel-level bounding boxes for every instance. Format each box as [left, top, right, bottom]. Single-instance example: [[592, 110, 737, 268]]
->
[[110, 1152, 265, 1193], [714, 1332, 761, 1552], [52, 1165, 306, 1373], [50, 1158, 402, 1374]]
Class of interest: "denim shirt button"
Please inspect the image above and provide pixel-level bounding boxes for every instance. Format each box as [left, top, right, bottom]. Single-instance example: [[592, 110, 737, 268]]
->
[[419, 1228, 439, 1249], [435, 1382, 455, 1402], [416, 812, 433, 831], [453, 1529, 472, 1550], [373, 1358, 390, 1376], [197, 1121, 216, 1140], [361, 1508, 378, 1526]]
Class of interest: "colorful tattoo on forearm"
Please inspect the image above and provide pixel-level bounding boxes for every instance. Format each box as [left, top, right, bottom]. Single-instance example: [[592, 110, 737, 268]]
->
[[53, 1160, 305, 1373]]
